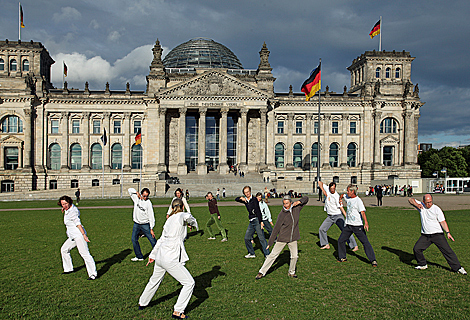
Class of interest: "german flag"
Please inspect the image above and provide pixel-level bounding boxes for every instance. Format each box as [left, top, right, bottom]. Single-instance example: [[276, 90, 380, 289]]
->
[[301, 63, 321, 102], [369, 20, 380, 39], [135, 128, 142, 145], [63, 62, 68, 77], [20, 5, 25, 28]]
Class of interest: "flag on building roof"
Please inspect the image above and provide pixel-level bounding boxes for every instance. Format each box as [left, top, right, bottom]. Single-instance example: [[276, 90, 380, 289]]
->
[[101, 128, 107, 146], [135, 128, 142, 145], [369, 20, 381, 39], [301, 62, 321, 101], [20, 4, 25, 28], [63, 62, 68, 77]]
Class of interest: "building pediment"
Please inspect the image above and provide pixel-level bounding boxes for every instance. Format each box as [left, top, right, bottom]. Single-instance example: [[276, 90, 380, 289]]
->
[[157, 70, 271, 99], [1, 135, 23, 145], [380, 135, 399, 145]]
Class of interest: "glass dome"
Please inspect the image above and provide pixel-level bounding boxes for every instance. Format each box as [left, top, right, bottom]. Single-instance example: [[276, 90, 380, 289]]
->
[[163, 38, 243, 69]]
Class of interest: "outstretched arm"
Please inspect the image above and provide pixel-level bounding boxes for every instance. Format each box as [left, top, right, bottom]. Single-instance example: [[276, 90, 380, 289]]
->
[[408, 198, 423, 210], [318, 181, 328, 197], [439, 220, 455, 241]]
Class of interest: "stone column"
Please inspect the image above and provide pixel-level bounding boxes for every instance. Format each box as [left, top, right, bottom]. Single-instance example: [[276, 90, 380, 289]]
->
[[305, 113, 313, 170], [81, 112, 91, 171], [18, 144, 23, 168], [259, 108, 267, 171], [266, 111, 275, 169], [60, 112, 69, 171], [103, 112, 111, 171], [35, 103, 46, 173], [22, 108, 33, 171], [177, 107, 188, 175], [361, 106, 373, 169], [197, 108, 207, 175], [123, 112, 131, 171], [404, 111, 415, 165], [285, 113, 294, 170], [340, 113, 348, 168], [239, 108, 248, 170], [322, 113, 331, 168], [218, 108, 229, 174], [373, 110, 382, 167], [157, 107, 167, 172]]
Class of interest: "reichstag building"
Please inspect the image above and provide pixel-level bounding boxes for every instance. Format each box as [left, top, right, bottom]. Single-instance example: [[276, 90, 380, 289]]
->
[[0, 37, 423, 193]]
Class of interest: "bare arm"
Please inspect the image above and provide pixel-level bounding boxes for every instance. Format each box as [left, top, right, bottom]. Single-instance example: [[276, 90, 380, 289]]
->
[[339, 206, 347, 218], [360, 211, 369, 231], [76, 225, 90, 242], [408, 198, 423, 210], [439, 220, 455, 241], [318, 181, 328, 197]]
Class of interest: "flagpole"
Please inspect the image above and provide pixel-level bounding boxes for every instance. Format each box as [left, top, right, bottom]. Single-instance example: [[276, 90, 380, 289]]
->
[[62, 61, 65, 87], [316, 58, 322, 193], [102, 150, 105, 198], [139, 144, 143, 192], [18, 2, 21, 41], [120, 133, 123, 198], [379, 16, 382, 51]]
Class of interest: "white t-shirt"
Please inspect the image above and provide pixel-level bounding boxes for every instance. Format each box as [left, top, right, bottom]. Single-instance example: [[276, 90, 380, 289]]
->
[[324, 189, 341, 215], [343, 195, 366, 226], [415, 200, 445, 234]]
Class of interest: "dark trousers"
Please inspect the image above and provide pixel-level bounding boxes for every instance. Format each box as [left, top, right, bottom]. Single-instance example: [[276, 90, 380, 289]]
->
[[338, 225, 376, 262], [377, 196, 382, 206], [413, 233, 461, 271], [132, 223, 157, 259], [245, 219, 270, 256]]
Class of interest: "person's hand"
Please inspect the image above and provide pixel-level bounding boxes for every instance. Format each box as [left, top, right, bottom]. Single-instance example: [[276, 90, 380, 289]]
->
[[266, 245, 270, 250], [83, 234, 90, 242], [270, 221, 274, 226], [146, 258, 155, 266], [150, 230, 155, 238], [416, 202, 424, 210], [364, 222, 369, 232], [239, 197, 246, 202], [261, 222, 264, 229], [293, 201, 301, 207], [447, 232, 455, 241]]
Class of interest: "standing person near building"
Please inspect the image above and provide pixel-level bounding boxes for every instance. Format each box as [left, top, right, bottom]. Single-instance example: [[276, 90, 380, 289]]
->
[[185, 189, 190, 201], [222, 187, 226, 199], [256, 192, 274, 239], [255, 195, 309, 279], [235, 186, 270, 258], [59, 195, 97, 280], [216, 188, 220, 201], [75, 188, 80, 205], [167, 188, 191, 219], [138, 199, 199, 319], [337, 184, 378, 267], [205, 192, 228, 242], [317, 181, 358, 251], [376, 185, 383, 207], [129, 187, 157, 262], [264, 187, 270, 203], [408, 194, 467, 274], [317, 185, 323, 202]]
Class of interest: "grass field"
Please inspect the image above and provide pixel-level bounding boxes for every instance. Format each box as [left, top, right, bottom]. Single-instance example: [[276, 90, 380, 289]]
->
[[1, 199, 469, 319]]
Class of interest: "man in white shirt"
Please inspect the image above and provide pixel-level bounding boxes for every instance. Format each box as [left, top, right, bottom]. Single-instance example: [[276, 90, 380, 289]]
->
[[129, 187, 156, 261], [337, 184, 377, 266], [408, 194, 467, 274], [318, 181, 358, 251]]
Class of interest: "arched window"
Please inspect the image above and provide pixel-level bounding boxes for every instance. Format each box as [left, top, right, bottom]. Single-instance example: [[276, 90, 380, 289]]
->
[[92, 179, 100, 187], [275, 143, 284, 168], [311, 143, 318, 168], [293, 143, 303, 168], [22, 60, 29, 72], [380, 118, 398, 133], [395, 68, 401, 78], [91, 143, 102, 169], [329, 143, 339, 167], [49, 143, 61, 170], [10, 59, 17, 71], [111, 143, 122, 169], [385, 67, 391, 78], [347, 143, 357, 167], [132, 144, 142, 169], [0, 59, 4, 71], [375, 67, 381, 78], [70, 143, 82, 170], [2, 116, 23, 133]]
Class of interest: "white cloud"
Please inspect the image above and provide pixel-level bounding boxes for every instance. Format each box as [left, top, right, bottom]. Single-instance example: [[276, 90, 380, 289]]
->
[[108, 31, 121, 42], [89, 19, 100, 30], [52, 7, 82, 23]]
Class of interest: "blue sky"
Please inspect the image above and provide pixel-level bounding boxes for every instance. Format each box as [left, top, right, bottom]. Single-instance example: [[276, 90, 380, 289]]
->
[[1, 0, 469, 148]]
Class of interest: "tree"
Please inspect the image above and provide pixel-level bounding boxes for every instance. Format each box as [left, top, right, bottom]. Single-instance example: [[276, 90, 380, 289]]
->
[[418, 148, 440, 177], [418, 147, 467, 178], [438, 147, 467, 177]]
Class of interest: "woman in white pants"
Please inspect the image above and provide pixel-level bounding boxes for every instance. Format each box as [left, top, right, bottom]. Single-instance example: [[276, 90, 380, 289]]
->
[[139, 198, 198, 319], [59, 195, 97, 280]]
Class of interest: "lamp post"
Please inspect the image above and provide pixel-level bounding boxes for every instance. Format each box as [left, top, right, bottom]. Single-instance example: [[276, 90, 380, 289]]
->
[[432, 171, 438, 193], [441, 167, 447, 193]]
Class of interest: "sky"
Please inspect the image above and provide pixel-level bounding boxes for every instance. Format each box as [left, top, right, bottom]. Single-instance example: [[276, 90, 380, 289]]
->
[[1, 0, 469, 149]]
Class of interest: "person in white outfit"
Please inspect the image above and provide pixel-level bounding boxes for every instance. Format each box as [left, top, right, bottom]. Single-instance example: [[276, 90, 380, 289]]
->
[[59, 195, 97, 280], [166, 188, 191, 240], [138, 199, 198, 319], [129, 187, 156, 261]]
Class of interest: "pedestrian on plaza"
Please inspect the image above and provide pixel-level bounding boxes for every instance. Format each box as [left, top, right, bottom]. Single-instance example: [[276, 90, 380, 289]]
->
[[264, 187, 269, 203], [408, 194, 467, 274], [256, 192, 274, 239], [59, 195, 97, 280], [185, 189, 190, 201], [317, 185, 323, 202], [138, 199, 199, 319], [255, 195, 309, 279], [394, 185, 398, 195], [205, 192, 228, 242], [337, 184, 378, 267], [222, 187, 226, 198], [129, 187, 157, 262], [236, 186, 270, 258], [317, 181, 358, 251], [216, 188, 220, 201], [376, 185, 383, 206], [75, 188, 80, 205]]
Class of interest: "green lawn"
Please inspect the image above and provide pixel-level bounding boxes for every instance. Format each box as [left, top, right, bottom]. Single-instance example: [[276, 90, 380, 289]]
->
[[0, 201, 469, 319]]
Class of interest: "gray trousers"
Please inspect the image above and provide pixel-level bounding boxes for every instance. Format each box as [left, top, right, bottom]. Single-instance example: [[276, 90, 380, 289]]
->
[[319, 214, 357, 248], [259, 241, 298, 276]]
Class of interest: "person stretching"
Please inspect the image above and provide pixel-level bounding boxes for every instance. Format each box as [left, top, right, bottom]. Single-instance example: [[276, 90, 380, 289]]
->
[[205, 192, 228, 242]]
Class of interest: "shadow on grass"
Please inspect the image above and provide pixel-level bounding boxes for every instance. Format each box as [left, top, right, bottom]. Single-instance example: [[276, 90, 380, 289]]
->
[[265, 249, 303, 276], [71, 248, 133, 276], [381, 246, 451, 271], [148, 266, 226, 312], [187, 229, 204, 238], [310, 232, 370, 264]]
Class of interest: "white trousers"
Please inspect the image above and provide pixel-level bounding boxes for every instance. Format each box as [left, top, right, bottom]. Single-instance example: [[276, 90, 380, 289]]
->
[[139, 260, 195, 313], [61, 236, 97, 278], [259, 241, 298, 276]]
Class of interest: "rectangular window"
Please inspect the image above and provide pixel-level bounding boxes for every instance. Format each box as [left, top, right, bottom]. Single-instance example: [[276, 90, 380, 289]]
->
[[114, 120, 121, 134], [71, 180, 79, 188], [383, 146, 393, 166], [350, 121, 356, 134], [332, 121, 339, 134], [93, 120, 100, 134], [314, 121, 318, 134], [295, 121, 302, 134], [4, 147, 19, 170], [72, 120, 80, 134], [134, 120, 141, 134], [277, 121, 284, 134], [51, 120, 59, 134], [49, 180, 58, 190]]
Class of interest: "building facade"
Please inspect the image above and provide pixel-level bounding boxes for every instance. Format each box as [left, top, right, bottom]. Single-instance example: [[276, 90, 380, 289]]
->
[[0, 38, 423, 194]]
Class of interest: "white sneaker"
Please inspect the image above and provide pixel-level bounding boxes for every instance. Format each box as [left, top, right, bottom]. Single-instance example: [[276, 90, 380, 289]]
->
[[208, 237, 216, 240], [244, 254, 256, 258], [415, 265, 428, 270], [131, 257, 144, 262], [221, 238, 228, 242], [458, 267, 467, 275]]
